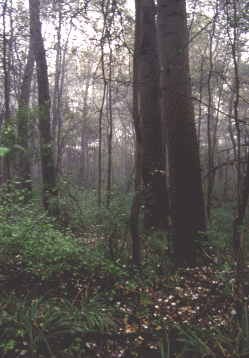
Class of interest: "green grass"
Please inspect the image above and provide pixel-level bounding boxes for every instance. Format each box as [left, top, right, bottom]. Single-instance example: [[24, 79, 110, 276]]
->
[[0, 290, 116, 357]]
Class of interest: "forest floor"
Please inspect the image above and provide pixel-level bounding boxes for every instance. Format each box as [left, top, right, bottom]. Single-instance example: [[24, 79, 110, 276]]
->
[[1, 223, 249, 358]]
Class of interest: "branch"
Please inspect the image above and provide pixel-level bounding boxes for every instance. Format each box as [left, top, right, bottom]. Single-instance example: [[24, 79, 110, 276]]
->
[[202, 156, 247, 181]]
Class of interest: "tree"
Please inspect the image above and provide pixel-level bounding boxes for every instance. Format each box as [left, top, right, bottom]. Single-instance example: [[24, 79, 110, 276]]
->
[[29, 0, 59, 217], [80, 55, 91, 190], [226, 0, 244, 325], [107, 44, 113, 209], [139, 0, 168, 230], [157, 0, 207, 267], [130, 0, 142, 271], [17, 37, 35, 203], [2, 0, 11, 186], [206, 15, 217, 222]]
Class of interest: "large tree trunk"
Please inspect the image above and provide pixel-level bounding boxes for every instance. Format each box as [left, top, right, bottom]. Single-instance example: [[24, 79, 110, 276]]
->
[[157, 0, 207, 267], [29, 0, 59, 217], [130, 0, 142, 271], [17, 39, 35, 203], [139, 0, 168, 231]]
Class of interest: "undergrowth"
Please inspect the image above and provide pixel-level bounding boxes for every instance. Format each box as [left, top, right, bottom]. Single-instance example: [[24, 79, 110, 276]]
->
[[0, 183, 248, 357]]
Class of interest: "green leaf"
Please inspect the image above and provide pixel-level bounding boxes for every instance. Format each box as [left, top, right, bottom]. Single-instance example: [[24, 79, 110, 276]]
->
[[222, 283, 232, 296], [0, 147, 10, 157]]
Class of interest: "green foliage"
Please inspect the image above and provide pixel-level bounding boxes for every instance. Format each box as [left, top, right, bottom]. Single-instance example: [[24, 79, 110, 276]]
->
[[0, 290, 116, 358], [0, 127, 28, 168], [0, 183, 132, 285], [206, 207, 235, 259], [0, 147, 10, 157], [169, 306, 249, 357], [0, 125, 17, 149], [0, 187, 83, 280], [0, 220, 82, 280], [141, 230, 173, 278], [1, 182, 248, 357], [59, 186, 134, 262], [96, 191, 133, 258]]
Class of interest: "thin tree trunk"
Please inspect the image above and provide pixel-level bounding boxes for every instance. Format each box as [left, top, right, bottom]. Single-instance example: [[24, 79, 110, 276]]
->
[[233, 152, 249, 324], [80, 75, 90, 188], [228, 81, 237, 162], [2, 0, 10, 124], [17, 38, 35, 203], [55, 26, 72, 183], [2, 0, 11, 185], [107, 46, 112, 209], [230, 0, 242, 257], [98, 79, 106, 208], [52, 3, 62, 142], [197, 44, 208, 146], [29, 0, 59, 217], [130, 0, 142, 271], [229, 0, 244, 325], [206, 22, 215, 221]]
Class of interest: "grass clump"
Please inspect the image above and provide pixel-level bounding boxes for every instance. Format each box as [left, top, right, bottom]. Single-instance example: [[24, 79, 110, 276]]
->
[[0, 290, 116, 358]]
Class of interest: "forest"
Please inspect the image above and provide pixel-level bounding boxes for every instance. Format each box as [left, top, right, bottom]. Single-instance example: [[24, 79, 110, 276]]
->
[[1, 0, 249, 357]]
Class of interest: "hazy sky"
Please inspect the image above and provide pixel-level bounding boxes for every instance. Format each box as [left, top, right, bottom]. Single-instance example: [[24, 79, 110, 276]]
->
[[126, 0, 135, 13], [24, 0, 135, 13]]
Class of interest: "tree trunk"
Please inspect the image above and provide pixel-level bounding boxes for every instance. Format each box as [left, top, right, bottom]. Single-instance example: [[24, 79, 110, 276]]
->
[[29, 0, 59, 217], [139, 0, 168, 231], [107, 45, 113, 209], [206, 22, 216, 221], [98, 79, 106, 208], [157, 0, 207, 267], [197, 43, 208, 146], [233, 152, 249, 324], [80, 75, 90, 188], [2, 0, 11, 185], [17, 38, 35, 203], [52, 2, 62, 142], [55, 26, 72, 185], [130, 0, 142, 271], [229, 0, 244, 325]]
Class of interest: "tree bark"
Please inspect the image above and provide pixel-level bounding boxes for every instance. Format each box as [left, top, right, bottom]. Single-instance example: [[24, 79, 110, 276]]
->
[[139, 0, 168, 231], [55, 25, 72, 185], [29, 0, 59, 217], [206, 22, 215, 221], [52, 1, 62, 142], [17, 38, 35, 203], [80, 74, 90, 188], [229, 0, 244, 325], [107, 45, 113, 209], [130, 0, 142, 271], [2, 0, 11, 185], [157, 0, 207, 267], [98, 72, 107, 209], [233, 152, 249, 324]]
